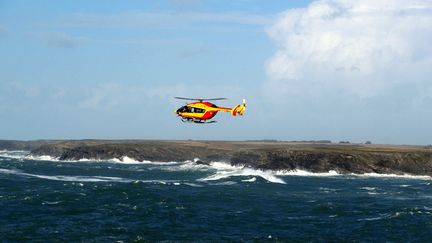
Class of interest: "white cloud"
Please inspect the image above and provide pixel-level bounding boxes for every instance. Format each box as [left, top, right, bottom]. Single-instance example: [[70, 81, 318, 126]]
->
[[266, 0, 432, 98]]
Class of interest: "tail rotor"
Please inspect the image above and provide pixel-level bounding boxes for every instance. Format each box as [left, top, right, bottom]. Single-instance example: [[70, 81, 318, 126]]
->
[[232, 98, 246, 116]]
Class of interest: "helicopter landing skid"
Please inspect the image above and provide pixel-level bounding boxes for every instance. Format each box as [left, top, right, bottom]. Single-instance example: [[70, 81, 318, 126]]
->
[[194, 120, 217, 124], [180, 118, 216, 124]]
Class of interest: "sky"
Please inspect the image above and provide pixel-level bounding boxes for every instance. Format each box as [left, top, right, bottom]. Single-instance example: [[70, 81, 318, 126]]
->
[[1, 0, 432, 145]]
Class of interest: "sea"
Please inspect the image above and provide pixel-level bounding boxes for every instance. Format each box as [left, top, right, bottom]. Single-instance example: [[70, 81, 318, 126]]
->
[[1, 150, 431, 242]]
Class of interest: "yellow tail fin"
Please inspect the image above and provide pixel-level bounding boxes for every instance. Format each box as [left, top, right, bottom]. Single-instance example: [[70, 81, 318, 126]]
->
[[232, 98, 246, 116]]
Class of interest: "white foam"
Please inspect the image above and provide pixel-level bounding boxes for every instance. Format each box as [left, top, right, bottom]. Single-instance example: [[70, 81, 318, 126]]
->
[[200, 162, 286, 184], [157, 161, 209, 172], [275, 169, 340, 177], [26, 155, 60, 161], [0, 168, 194, 185], [360, 187, 377, 191], [0, 150, 172, 164], [0, 150, 27, 153], [274, 169, 432, 180], [109, 156, 143, 164], [42, 201, 62, 205], [182, 182, 204, 187], [242, 177, 257, 182], [74, 156, 181, 165], [2, 150, 431, 182], [208, 181, 238, 186], [399, 184, 411, 187], [366, 192, 380, 195], [0, 150, 61, 161], [319, 187, 338, 192], [0, 168, 132, 182], [0, 151, 28, 159], [0, 168, 22, 174], [354, 172, 432, 180], [358, 212, 401, 221], [209, 161, 240, 170]]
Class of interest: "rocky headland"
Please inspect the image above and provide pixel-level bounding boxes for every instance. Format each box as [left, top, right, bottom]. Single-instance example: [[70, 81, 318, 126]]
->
[[0, 140, 432, 176], [2, 140, 432, 176]]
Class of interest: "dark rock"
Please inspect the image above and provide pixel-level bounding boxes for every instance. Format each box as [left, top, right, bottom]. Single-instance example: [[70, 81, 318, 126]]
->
[[16, 140, 432, 176], [195, 160, 210, 166]]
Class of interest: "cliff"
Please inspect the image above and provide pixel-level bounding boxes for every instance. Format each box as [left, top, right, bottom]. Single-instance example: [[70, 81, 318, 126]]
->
[[29, 140, 432, 176]]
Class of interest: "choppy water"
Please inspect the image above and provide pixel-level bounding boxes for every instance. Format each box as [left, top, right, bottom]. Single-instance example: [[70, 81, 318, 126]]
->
[[1, 150, 432, 241]]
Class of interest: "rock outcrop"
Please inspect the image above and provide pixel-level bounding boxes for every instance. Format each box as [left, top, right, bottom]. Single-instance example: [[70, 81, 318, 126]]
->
[[27, 140, 432, 176]]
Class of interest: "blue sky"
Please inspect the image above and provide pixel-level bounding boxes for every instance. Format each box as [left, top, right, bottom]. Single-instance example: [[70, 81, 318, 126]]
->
[[1, 0, 432, 144]]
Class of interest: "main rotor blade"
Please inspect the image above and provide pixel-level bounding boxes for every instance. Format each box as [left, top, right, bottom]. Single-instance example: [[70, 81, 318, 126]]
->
[[174, 97, 197, 100], [203, 98, 227, 101], [174, 97, 227, 101]]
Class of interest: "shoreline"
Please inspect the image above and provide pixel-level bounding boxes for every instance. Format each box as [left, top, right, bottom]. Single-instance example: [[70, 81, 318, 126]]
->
[[1, 139, 432, 176], [1, 151, 432, 181]]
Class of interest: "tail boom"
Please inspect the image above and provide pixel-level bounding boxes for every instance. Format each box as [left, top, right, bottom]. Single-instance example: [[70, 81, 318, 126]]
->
[[214, 98, 246, 117]]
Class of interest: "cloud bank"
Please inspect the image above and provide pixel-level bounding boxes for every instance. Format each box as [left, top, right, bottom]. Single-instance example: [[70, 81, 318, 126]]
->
[[266, 0, 432, 98]]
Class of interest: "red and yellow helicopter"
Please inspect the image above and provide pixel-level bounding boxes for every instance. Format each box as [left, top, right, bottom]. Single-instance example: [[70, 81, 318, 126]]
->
[[175, 97, 246, 123]]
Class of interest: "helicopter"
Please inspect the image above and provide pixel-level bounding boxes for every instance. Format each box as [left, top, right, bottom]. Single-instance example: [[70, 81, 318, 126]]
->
[[174, 97, 246, 123]]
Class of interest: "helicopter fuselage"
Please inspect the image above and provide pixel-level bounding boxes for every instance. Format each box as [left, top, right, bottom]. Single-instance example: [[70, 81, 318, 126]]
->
[[176, 101, 231, 122]]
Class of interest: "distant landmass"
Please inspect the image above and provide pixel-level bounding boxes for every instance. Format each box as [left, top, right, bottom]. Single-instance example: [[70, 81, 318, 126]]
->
[[1, 139, 432, 176]]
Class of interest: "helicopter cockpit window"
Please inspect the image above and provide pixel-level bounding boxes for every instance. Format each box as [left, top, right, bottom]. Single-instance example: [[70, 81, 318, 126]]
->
[[179, 106, 190, 113], [179, 106, 204, 113], [192, 108, 205, 113]]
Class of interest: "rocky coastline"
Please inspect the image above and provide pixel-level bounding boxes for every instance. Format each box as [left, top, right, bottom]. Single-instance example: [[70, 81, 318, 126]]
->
[[2, 140, 432, 176]]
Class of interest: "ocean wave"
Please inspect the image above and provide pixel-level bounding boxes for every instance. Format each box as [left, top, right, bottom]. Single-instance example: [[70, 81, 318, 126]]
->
[[0, 150, 28, 153], [276, 169, 340, 177], [0, 168, 206, 186], [0, 168, 132, 182], [360, 187, 377, 191], [27, 155, 60, 161], [275, 169, 432, 180], [0, 150, 29, 159], [77, 156, 147, 164], [2, 150, 431, 182], [0, 151, 174, 165], [199, 162, 286, 184], [0, 151, 60, 161], [353, 172, 432, 180], [242, 177, 257, 182], [358, 208, 432, 221]]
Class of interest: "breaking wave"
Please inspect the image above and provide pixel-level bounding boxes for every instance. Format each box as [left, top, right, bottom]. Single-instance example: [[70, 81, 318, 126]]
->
[[275, 169, 432, 180], [0, 168, 193, 185], [0, 150, 60, 161], [199, 162, 286, 184], [1, 150, 431, 184], [0, 168, 132, 182]]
